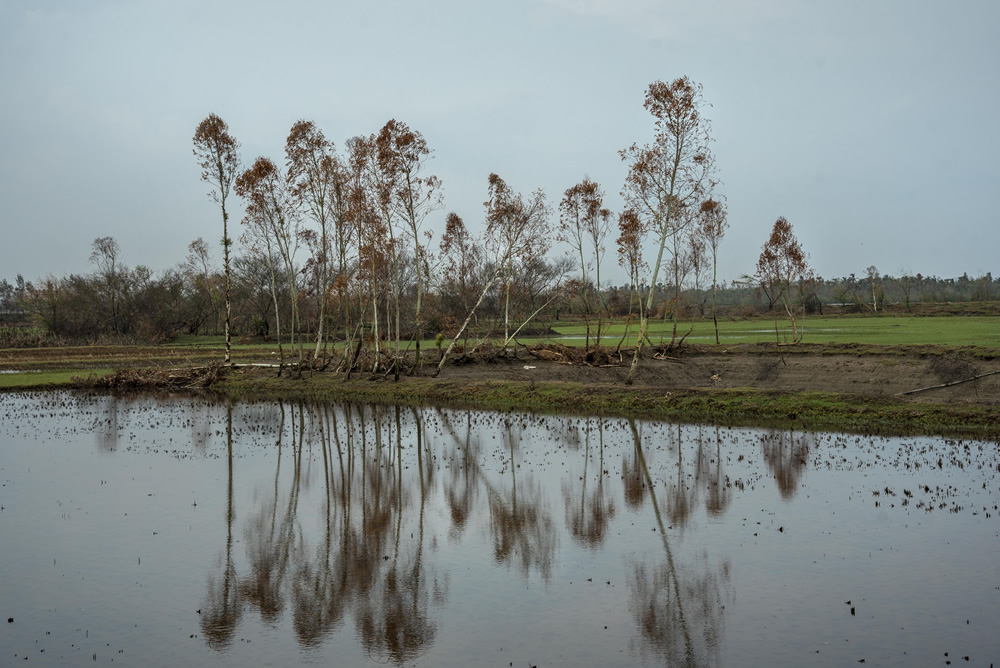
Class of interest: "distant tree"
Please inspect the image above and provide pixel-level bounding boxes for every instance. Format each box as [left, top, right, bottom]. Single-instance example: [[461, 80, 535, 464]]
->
[[193, 113, 241, 363], [865, 265, 882, 313], [697, 197, 728, 344], [620, 77, 715, 383], [755, 217, 811, 342], [895, 270, 916, 311], [89, 236, 126, 335]]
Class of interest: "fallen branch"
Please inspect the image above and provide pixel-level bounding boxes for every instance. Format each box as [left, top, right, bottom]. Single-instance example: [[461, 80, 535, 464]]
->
[[898, 370, 1000, 396]]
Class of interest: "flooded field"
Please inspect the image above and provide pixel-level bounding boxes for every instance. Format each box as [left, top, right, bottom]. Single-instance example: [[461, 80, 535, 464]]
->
[[1, 392, 998, 667]]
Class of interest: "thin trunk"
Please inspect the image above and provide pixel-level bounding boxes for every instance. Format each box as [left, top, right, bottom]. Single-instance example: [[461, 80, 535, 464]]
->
[[711, 248, 720, 345], [435, 273, 500, 377], [222, 201, 232, 364]]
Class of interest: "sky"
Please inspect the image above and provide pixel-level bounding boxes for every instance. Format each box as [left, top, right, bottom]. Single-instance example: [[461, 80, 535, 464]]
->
[[1, 0, 998, 288]]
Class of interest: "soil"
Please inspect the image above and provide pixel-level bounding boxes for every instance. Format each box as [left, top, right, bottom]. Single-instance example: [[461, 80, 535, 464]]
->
[[4, 341, 998, 410], [430, 343, 1000, 407]]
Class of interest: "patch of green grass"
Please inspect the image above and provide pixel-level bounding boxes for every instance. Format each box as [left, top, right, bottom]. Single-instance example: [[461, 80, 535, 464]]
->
[[541, 315, 999, 347], [0, 369, 114, 389]]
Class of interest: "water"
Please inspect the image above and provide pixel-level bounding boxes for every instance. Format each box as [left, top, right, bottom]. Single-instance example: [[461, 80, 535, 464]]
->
[[1, 391, 997, 666]]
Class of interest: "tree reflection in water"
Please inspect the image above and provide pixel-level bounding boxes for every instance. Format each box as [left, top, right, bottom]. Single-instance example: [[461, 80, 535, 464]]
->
[[563, 417, 616, 548], [201, 400, 443, 663], [441, 410, 481, 542], [704, 426, 731, 517], [487, 416, 556, 579], [626, 419, 730, 667], [761, 429, 814, 499], [197, 403, 748, 663], [200, 399, 242, 649]]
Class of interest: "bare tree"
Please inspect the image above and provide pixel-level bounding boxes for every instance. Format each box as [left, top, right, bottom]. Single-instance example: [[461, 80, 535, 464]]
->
[[865, 264, 882, 313], [193, 114, 241, 362], [89, 236, 126, 335], [755, 217, 811, 342], [620, 78, 715, 383]]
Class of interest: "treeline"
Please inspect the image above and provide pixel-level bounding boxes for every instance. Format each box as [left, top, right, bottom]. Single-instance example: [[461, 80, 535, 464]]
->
[[2, 248, 995, 346]]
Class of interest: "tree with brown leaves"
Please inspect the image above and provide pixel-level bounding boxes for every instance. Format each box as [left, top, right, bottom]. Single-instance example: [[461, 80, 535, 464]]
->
[[285, 120, 341, 360], [235, 156, 300, 370], [376, 120, 442, 373], [755, 216, 811, 342], [620, 77, 716, 383], [697, 197, 728, 344], [434, 174, 551, 376], [559, 178, 612, 350], [614, 208, 647, 352], [193, 113, 241, 363]]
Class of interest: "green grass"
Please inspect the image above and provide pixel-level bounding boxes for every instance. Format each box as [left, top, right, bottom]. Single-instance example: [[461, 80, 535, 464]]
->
[[161, 314, 999, 354], [539, 315, 999, 347], [0, 369, 113, 389]]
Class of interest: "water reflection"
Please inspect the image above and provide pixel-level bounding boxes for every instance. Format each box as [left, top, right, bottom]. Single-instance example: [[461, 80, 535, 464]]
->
[[627, 419, 730, 667], [761, 429, 813, 499], [562, 417, 616, 548], [5, 392, 999, 665], [201, 400, 242, 648]]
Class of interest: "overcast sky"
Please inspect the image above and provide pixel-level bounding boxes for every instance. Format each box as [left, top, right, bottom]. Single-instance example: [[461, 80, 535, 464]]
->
[[2, 0, 997, 288]]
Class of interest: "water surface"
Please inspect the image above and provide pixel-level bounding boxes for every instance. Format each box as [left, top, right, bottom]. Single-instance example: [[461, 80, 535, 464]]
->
[[1, 391, 997, 666]]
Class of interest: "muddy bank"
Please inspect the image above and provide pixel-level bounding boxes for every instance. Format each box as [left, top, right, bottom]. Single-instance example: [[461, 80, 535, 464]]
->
[[72, 343, 997, 437], [8, 342, 1000, 436]]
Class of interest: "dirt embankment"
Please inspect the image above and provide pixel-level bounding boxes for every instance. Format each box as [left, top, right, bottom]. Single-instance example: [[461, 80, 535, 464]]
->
[[36, 342, 997, 407], [429, 343, 1000, 406]]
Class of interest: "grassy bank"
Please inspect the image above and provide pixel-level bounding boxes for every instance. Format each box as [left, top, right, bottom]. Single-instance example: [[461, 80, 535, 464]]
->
[[212, 369, 1000, 439]]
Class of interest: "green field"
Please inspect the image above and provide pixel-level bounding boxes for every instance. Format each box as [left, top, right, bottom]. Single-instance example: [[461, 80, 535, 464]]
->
[[0, 368, 113, 389], [539, 315, 999, 347]]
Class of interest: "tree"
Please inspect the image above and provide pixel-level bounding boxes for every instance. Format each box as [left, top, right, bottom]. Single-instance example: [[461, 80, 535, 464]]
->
[[285, 120, 338, 360], [559, 178, 612, 349], [193, 113, 241, 363], [89, 236, 126, 336], [235, 156, 300, 369], [865, 264, 882, 313], [615, 208, 647, 352], [375, 120, 443, 372], [434, 174, 550, 376], [697, 197, 728, 344], [755, 217, 811, 342], [620, 78, 716, 383], [438, 212, 485, 348], [895, 270, 916, 311]]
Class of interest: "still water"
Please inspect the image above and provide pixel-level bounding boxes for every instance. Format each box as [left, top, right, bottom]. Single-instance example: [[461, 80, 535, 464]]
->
[[1, 391, 997, 667]]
